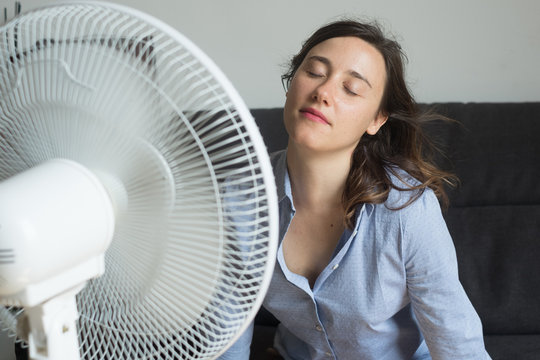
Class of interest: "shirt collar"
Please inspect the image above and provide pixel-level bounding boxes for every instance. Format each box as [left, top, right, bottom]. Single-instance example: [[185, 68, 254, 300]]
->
[[273, 150, 291, 203]]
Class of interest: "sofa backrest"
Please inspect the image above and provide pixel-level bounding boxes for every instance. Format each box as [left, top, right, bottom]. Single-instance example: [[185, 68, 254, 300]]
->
[[250, 103, 540, 335]]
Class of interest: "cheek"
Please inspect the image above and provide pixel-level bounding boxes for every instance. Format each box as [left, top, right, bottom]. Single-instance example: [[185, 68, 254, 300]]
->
[[283, 79, 303, 126], [283, 94, 295, 126], [283, 97, 297, 137], [285, 72, 313, 103], [338, 106, 376, 139], [285, 79, 301, 101]]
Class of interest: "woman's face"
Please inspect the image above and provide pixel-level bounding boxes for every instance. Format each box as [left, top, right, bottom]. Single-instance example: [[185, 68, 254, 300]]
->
[[283, 36, 388, 155]]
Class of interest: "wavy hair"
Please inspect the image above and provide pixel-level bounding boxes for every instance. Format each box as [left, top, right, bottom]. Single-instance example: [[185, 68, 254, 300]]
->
[[282, 20, 457, 228]]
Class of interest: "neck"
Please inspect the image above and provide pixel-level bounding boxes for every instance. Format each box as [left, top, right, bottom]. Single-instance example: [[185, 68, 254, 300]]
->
[[286, 144, 352, 210]]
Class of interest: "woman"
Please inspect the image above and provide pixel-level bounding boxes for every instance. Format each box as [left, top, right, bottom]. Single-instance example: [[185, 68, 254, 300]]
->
[[221, 20, 491, 360]]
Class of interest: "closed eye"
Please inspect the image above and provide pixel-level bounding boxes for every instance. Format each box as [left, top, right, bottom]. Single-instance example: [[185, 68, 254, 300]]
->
[[306, 70, 324, 78], [344, 87, 358, 96]]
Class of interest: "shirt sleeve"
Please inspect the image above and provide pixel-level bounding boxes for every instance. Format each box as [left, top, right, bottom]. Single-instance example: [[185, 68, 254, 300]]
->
[[215, 320, 254, 360], [402, 190, 491, 360]]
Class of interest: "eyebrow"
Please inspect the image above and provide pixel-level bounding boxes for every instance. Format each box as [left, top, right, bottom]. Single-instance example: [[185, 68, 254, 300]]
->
[[307, 55, 372, 88]]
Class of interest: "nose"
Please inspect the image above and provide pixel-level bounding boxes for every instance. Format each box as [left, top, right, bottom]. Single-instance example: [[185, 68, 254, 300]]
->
[[312, 80, 333, 105]]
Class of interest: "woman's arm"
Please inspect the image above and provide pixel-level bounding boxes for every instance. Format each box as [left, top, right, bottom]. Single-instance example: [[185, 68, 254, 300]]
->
[[403, 190, 491, 360]]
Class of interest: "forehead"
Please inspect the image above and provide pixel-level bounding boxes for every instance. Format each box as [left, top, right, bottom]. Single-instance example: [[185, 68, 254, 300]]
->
[[304, 36, 386, 84], [307, 36, 382, 59]]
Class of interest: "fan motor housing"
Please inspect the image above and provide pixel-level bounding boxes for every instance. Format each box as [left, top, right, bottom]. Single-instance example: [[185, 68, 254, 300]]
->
[[0, 159, 115, 307]]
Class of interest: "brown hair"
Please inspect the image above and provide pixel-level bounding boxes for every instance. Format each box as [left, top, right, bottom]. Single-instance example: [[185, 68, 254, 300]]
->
[[282, 20, 457, 228]]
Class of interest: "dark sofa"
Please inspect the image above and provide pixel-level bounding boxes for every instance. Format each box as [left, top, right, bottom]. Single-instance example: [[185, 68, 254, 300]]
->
[[249, 103, 540, 360]]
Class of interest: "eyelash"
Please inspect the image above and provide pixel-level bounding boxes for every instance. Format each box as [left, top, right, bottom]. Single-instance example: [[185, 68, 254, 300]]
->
[[344, 87, 358, 96], [305, 70, 358, 96], [306, 70, 323, 78]]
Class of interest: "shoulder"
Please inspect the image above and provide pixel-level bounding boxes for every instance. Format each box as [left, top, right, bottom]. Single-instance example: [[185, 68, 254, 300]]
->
[[369, 170, 453, 266], [384, 166, 439, 212], [383, 169, 450, 250], [369, 167, 442, 227]]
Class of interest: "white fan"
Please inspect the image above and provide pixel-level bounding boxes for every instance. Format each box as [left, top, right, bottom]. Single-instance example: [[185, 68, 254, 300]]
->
[[0, 2, 278, 359]]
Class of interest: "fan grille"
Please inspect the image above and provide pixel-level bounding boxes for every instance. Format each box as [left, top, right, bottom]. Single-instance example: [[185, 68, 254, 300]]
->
[[0, 3, 277, 359]]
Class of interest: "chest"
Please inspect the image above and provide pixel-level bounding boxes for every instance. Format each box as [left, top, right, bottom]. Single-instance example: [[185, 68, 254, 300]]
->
[[266, 214, 409, 327], [282, 209, 345, 287]]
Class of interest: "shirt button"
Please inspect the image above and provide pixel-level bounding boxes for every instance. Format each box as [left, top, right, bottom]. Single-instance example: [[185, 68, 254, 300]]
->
[[331, 264, 339, 270], [325, 352, 332, 356], [315, 325, 322, 331]]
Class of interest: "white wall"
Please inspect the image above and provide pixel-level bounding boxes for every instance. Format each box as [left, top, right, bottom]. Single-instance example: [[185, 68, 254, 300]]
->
[[0, 0, 538, 358], [4, 0, 540, 108]]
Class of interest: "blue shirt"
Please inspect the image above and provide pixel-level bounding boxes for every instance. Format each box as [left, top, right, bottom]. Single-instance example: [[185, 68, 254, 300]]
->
[[220, 150, 490, 360]]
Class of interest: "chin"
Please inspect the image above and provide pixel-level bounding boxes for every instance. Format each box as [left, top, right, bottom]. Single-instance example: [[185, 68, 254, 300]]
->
[[288, 133, 328, 153]]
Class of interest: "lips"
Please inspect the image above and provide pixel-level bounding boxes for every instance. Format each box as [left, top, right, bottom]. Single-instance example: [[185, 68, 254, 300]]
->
[[299, 107, 330, 125]]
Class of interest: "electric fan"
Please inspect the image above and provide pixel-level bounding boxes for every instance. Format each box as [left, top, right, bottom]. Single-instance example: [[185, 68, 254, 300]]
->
[[0, 2, 278, 359]]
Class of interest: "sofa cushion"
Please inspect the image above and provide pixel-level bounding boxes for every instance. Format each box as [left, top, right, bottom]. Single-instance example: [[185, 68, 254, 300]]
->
[[423, 102, 540, 207], [484, 334, 540, 360], [251, 108, 288, 153], [445, 205, 540, 334]]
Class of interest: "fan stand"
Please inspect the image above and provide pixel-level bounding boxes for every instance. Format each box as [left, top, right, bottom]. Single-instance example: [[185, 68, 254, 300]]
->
[[18, 253, 107, 360], [25, 284, 84, 360]]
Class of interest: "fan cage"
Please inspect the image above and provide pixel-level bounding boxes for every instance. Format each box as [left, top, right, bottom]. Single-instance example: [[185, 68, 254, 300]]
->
[[0, 2, 277, 359]]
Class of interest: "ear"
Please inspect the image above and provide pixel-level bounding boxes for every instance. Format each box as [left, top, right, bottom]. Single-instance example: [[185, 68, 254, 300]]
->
[[366, 111, 388, 135]]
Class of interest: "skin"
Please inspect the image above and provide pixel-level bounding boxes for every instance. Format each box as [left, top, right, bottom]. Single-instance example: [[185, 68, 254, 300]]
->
[[282, 36, 388, 287]]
